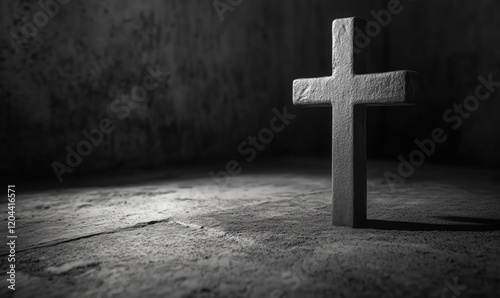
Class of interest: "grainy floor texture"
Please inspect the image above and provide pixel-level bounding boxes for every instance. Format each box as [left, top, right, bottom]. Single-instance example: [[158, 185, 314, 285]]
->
[[1, 158, 499, 298]]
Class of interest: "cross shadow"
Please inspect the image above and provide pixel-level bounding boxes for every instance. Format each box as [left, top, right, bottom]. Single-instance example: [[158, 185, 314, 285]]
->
[[365, 216, 500, 231]]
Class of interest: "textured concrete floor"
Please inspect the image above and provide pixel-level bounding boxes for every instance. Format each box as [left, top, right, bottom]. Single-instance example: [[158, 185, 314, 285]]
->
[[1, 158, 499, 298]]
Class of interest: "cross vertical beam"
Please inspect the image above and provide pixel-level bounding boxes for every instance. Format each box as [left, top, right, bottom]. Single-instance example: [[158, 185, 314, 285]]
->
[[331, 102, 367, 227]]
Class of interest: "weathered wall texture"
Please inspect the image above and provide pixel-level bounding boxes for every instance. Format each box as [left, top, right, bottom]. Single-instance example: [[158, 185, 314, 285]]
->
[[1, 0, 383, 180], [1, 0, 499, 180]]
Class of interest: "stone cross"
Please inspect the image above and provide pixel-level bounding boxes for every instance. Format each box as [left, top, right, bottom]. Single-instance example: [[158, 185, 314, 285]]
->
[[293, 17, 418, 227]]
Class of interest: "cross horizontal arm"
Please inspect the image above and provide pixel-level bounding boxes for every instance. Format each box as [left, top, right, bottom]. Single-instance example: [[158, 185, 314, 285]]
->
[[293, 77, 333, 107], [352, 70, 419, 105]]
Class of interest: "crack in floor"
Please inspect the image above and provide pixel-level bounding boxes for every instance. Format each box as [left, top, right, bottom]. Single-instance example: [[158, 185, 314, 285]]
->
[[2, 218, 172, 256]]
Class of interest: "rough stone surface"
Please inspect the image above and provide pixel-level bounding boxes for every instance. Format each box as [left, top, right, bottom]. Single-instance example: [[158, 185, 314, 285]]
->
[[293, 18, 418, 227], [1, 159, 499, 298]]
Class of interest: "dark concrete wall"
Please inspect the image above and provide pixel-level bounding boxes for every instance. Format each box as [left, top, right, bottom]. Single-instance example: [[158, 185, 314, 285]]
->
[[1, 0, 499, 180], [0, 0, 383, 180], [378, 0, 500, 167]]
